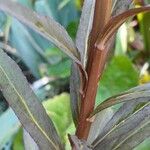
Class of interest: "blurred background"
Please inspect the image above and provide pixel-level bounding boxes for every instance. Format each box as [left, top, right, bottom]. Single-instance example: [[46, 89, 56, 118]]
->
[[0, 0, 150, 149]]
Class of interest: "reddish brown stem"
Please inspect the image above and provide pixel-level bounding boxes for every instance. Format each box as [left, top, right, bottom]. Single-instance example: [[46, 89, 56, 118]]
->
[[76, 49, 108, 139], [76, 0, 112, 140]]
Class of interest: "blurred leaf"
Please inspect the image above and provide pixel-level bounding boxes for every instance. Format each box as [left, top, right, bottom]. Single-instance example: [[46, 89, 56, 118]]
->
[[93, 88, 150, 147], [76, 0, 95, 67], [43, 93, 74, 143], [13, 129, 24, 150], [0, 49, 63, 149], [0, 108, 20, 149], [36, 0, 78, 27], [47, 59, 71, 78], [58, 0, 71, 10], [23, 129, 39, 150], [67, 21, 78, 39], [0, 0, 80, 64], [134, 138, 150, 150], [115, 23, 128, 55], [138, 11, 150, 55], [96, 55, 139, 105]]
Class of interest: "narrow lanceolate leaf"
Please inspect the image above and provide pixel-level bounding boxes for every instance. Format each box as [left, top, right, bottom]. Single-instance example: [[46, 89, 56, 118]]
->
[[93, 98, 150, 145], [70, 135, 92, 150], [76, 0, 95, 68], [23, 129, 39, 150], [91, 84, 150, 146], [96, 6, 150, 50], [93, 103, 150, 150], [112, 0, 133, 16], [87, 108, 114, 145], [91, 84, 150, 116], [127, 83, 150, 93], [0, 0, 80, 64], [0, 49, 63, 150], [116, 123, 150, 150], [70, 63, 81, 126]]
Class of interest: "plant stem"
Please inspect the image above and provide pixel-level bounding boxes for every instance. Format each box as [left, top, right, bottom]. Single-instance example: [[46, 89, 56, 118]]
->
[[76, 0, 112, 140]]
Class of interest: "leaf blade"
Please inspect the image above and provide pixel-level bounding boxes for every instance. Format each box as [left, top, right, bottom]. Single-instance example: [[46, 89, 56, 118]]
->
[[0, 49, 63, 150], [76, 0, 95, 68], [70, 63, 81, 126], [0, 0, 80, 64], [92, 83, 150, 116], [96, 6, 150, 50], [93, 103, 150, 150]]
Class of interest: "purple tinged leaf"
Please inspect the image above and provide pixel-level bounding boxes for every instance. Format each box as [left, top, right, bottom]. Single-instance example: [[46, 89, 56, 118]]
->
[[112, 0, 133, 16], [0, 49, 63, 150], [96, 6, 150, 50], [0, 0, 81, 65], [93, 103, 150, 150], [76, 0, 95, 68], [70, 63, 81, 126]]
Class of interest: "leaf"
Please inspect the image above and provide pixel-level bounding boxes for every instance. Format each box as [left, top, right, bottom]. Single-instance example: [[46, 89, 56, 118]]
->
[[96, 55, 139, 106], [23, 129, 39, 150], [70, 63, 81, 126], [70, 135, 92, 150], [93, 90, 150, 116], [138, 11, 150, 54], [13, 129, 24, 150], [93, 102, 150, 150], [115, 23, 128, 55], [134, 137, 150, 150], [112, 0, 133, 15], [87, 108, 114, 144], [10, 20, 46, 78], [96, 6, 150, 50], [76, 0, 95, 68], [0, 49, 63, 150], [43, 93, 74, 143], [92, 96, 150, 147], [116, 123, 150, 150], [93, 83, 150, 116], [0, 108, 20, 149], [0, 0, 80, 64]]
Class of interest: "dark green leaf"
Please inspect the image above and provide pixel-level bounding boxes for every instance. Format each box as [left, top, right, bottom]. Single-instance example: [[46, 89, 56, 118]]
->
[[70, 135, 92, 150], [43, 93, 74, 143], [23, 129, 39, 150]]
